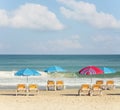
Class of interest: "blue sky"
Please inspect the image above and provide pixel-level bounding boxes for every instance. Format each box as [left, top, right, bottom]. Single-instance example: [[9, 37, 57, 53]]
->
[[0, 0, 120, 54]]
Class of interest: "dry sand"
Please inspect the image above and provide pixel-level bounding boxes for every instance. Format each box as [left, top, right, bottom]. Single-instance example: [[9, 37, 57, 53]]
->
[[0, 88, 120, 110]]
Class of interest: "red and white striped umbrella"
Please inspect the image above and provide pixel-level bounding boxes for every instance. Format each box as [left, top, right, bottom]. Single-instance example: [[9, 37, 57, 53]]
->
[[79, 66, 103, 75], [79, 66, 104, 83]]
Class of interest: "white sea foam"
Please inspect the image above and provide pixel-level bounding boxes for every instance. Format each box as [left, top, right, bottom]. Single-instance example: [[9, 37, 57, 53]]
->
[[0, 71, 48, 77], [0, 71, 120, 88]]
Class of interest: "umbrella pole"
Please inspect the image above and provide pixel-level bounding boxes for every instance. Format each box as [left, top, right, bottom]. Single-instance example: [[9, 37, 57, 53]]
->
[[90, 75, 93, 85], [91, 77, 92, 84], [27, 76, 29, 85]]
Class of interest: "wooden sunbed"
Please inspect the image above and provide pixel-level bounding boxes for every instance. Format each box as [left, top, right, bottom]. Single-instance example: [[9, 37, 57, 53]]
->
[[16, 84, 27, 96], [90, 84, 102, 96], [46, 80, 56, 91], [106, 80, 115, 90], [28, 84, 39, 95], [56, 80, 64, 90], [78, 84, 91, 96]]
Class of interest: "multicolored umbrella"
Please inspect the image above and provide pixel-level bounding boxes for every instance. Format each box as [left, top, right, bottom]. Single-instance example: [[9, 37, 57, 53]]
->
[[79, 66, 104, 83], [79, 66, 104, 75]]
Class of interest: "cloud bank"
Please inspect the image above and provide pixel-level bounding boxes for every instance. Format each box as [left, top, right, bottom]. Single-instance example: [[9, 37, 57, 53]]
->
[[58, 0, 120, 29], [0, 3, 64, 30], [30, 35, 82, 54]]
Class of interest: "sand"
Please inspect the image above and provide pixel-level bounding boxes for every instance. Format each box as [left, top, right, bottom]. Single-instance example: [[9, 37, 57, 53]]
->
[[0, 88, 120, 110]]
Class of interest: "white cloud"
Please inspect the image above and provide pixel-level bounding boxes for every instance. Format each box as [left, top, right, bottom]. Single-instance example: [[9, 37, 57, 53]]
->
[[92, 35, 120, 45], [58, 0, 120, 29], [30, 35, 82, 53], [91, 35, 120, 53], [0, 3, 64, 30], [0, 10, 9, 26], [48, 38, 82, 51]]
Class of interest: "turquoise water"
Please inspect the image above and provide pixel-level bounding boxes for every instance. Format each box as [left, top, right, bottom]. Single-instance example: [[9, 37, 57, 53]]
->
[[0, 55, 120, 72]]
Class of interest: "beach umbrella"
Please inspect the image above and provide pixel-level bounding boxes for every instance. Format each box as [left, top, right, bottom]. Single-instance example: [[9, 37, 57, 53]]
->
[[79, 66, 104, 83], [101, 67, 116, 74], [15, 68, 41, 83], [15, 68, 40, 76], [44, 66, 65, 73]]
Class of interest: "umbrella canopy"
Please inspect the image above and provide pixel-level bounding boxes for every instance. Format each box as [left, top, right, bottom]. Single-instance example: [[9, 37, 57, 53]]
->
[[44, 66, 65, 73], [101, 67, 116, 74], [79, 66, 104, 83], [79, 66, 104, 75], [15, 68, 40, 76]]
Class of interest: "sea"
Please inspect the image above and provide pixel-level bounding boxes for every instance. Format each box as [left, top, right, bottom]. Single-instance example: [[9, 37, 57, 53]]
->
[[0, 55, 120, 89]]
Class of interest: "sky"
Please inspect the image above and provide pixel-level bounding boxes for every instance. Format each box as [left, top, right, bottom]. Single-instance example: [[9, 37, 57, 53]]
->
[[0, 0, 120, 55]]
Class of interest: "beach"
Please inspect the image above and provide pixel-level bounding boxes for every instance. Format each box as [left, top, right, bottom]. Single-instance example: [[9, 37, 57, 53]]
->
[[0, 0, 120, 108], [0, 55, 120, 110], [0, 88, 120, 110]]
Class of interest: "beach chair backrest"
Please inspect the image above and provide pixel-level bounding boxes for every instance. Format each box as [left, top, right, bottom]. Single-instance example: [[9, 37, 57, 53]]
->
[[81, 84, 90, 90], [96, 80, 103, 85], [92, 84, 101, 90], [106, 80, 114, 85], [56, 80, 64, 85], [29, 84, 37, 89], [47, 80, 55, 85], [17, 84, 26, 89]]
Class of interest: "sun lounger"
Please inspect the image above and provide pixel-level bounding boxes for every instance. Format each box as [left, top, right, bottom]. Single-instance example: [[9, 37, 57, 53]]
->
[[46, 80, 56, 91], [106, 80, 115, 90], [96, 80, 104, 85], [56, 80, 64, 90], [28, 84, 39, 95], [90, 84, 102, 96], [16, 84, 27, 96], [96, 80, 105, 89], [78, 84, 91, 96]]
